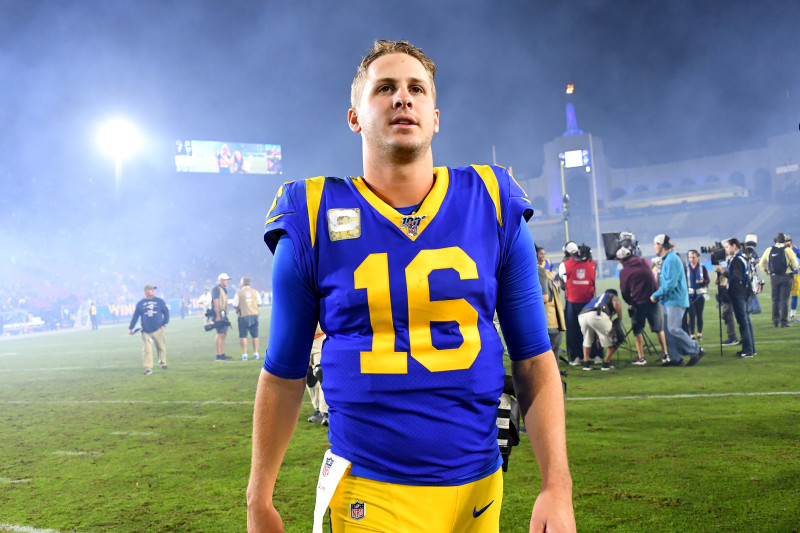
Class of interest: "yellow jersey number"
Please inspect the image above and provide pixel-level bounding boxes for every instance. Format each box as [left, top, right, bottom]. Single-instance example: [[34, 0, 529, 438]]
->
[[353, 247, 481, 374]]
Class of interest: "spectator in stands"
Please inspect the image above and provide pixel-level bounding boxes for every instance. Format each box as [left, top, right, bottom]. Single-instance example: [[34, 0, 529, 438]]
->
[[558, 242, 597, 365], [617, 247, 669, 365], [578, 289, 622, 371], [759, 233, 799, 328], [651, 234, 706, 366], [685, 250, 709, 341], [128, 283, 169, 375], [715, 238, 756, 357]]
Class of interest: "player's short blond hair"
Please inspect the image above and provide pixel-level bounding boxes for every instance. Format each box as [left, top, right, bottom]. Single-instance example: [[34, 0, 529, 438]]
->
[[350, 40, 437, 109]]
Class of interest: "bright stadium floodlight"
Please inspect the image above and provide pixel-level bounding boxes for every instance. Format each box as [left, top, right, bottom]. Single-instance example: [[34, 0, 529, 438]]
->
[[98, 119, 141, 185]]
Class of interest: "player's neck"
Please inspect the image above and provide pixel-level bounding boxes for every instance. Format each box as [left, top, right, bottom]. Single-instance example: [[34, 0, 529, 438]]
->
[[361, 152, 435, 208]]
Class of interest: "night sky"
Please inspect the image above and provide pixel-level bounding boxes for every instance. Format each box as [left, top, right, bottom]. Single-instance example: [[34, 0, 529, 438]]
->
[[2, 0, 798, 292]]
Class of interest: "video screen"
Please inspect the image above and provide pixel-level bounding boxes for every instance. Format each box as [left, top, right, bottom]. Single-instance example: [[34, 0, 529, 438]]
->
[[175, 140, 282, 174], [563, 149, 590, 169]]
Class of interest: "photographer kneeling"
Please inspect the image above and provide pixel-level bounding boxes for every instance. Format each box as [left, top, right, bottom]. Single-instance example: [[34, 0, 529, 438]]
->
[[715, 238, 756, 358], [578, 289, 622, 371]]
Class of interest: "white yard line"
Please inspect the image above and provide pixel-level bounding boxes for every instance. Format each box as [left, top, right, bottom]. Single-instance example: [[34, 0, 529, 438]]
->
[[0, 524, 87, 533], [0, 391, 798, 407]]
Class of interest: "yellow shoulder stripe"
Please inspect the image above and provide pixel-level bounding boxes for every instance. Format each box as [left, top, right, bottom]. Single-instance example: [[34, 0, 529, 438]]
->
[[306, 177, 326, 248], [472, 165, 503, 226]]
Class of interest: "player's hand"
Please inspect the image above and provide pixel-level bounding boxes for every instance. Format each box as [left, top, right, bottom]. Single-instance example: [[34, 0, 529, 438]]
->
[[247, 501, 284, 533], [529, 487, 576, 533]]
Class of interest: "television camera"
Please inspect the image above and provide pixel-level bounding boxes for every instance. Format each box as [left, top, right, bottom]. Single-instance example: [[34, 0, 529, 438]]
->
[[700, 242, 727, 265], [601, 231, 639, 261]]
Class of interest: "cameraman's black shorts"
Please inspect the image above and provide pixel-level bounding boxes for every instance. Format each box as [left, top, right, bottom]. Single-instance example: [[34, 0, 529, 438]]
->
[[238, 315, 259, 339], [632, 300, 663, 335], [214, 320, 230, 334]]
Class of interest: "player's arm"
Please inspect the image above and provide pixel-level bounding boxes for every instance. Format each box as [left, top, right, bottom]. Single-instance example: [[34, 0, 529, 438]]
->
[[247, 234, 318, 532], [497, 225, 575, 532]]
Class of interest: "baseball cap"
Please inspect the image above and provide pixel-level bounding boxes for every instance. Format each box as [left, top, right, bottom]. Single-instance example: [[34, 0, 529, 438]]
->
[[144, 283, 157, 291], [784, 234, 792, 243], [616, 247, 632, 260], [565, 242, 579, 255], [653, 234, 667, 245], [218, 273, 231, 281]]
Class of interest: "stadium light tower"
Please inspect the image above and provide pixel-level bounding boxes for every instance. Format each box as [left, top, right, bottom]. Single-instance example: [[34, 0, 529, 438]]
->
[[98, 119, 141, 185]]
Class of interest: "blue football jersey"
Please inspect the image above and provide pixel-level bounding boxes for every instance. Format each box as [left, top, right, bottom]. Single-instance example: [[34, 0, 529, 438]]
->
[[264, 165, 534, 483]]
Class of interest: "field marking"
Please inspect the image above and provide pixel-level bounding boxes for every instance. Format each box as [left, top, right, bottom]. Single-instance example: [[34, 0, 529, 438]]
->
[[0, 360, 256, 373], [0, 391, 798, 407], [53, 451, 103, 457], [110, 431, 160, 436], [568, 391, 800, 401], [0, 524, 87, 533], [0, 478, 32, 484]]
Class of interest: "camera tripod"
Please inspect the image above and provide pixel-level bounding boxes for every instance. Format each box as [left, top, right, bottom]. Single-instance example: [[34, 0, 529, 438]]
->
[[616, 324, 660, 365]]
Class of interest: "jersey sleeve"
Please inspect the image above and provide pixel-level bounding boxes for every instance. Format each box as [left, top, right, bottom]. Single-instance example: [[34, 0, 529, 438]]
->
[[262, 235, 320, 379], [496, 223, 551, 360], [263, 180, 318, 288]]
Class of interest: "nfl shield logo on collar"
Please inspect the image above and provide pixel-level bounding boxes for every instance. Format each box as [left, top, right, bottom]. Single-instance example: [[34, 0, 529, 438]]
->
[[350, 500, 366, 521], [400, 214, 426, 237]]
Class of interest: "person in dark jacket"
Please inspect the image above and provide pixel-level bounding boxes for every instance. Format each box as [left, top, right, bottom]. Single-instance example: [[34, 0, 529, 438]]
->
[[715, 238, 756, 357], [129, 283, 169, 375], [617, 247, 668, 365]]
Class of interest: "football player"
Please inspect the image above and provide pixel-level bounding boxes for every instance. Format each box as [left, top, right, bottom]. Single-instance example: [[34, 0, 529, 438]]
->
[[247, 40, 575, 533]]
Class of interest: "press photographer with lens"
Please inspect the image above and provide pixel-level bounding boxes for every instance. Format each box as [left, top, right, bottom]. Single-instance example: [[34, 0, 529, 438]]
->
[[714, 239, 756, 358]]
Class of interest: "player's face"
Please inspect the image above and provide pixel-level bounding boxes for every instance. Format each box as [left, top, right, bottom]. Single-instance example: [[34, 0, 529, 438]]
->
[[537, 248, 546, 263], [348, 53, 439, 162]]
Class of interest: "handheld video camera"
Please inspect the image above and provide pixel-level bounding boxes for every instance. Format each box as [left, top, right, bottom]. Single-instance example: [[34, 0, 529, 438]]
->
[[700, 242, 727, 265], [602, 231, 639, 260]]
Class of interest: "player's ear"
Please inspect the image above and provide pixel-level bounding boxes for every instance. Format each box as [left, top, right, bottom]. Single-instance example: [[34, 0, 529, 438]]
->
[[433, 108, 440, 134], [348, 108, 361, 133]]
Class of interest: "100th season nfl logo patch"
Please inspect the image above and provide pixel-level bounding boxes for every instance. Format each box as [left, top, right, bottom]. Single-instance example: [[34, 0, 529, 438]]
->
[[350, 500, 366, 521]]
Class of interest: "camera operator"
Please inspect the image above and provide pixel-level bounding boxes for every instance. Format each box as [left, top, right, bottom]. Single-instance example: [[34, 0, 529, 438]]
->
[[685, 250, 709, 342], [558, 242, 597, 365], [617, 247, 669, 365], [651, 235, 706, 366], [715, 239, 756, 357], [759, 233, 799, 328]]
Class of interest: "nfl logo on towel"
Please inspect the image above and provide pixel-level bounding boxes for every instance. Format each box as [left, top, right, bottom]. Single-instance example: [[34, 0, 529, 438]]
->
[[350, 500, 366, 521], [322, 457, 334, 477]]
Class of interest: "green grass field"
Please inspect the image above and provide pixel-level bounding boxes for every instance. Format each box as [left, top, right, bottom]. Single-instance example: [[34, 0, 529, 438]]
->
[[1, 287, 799, 532]]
